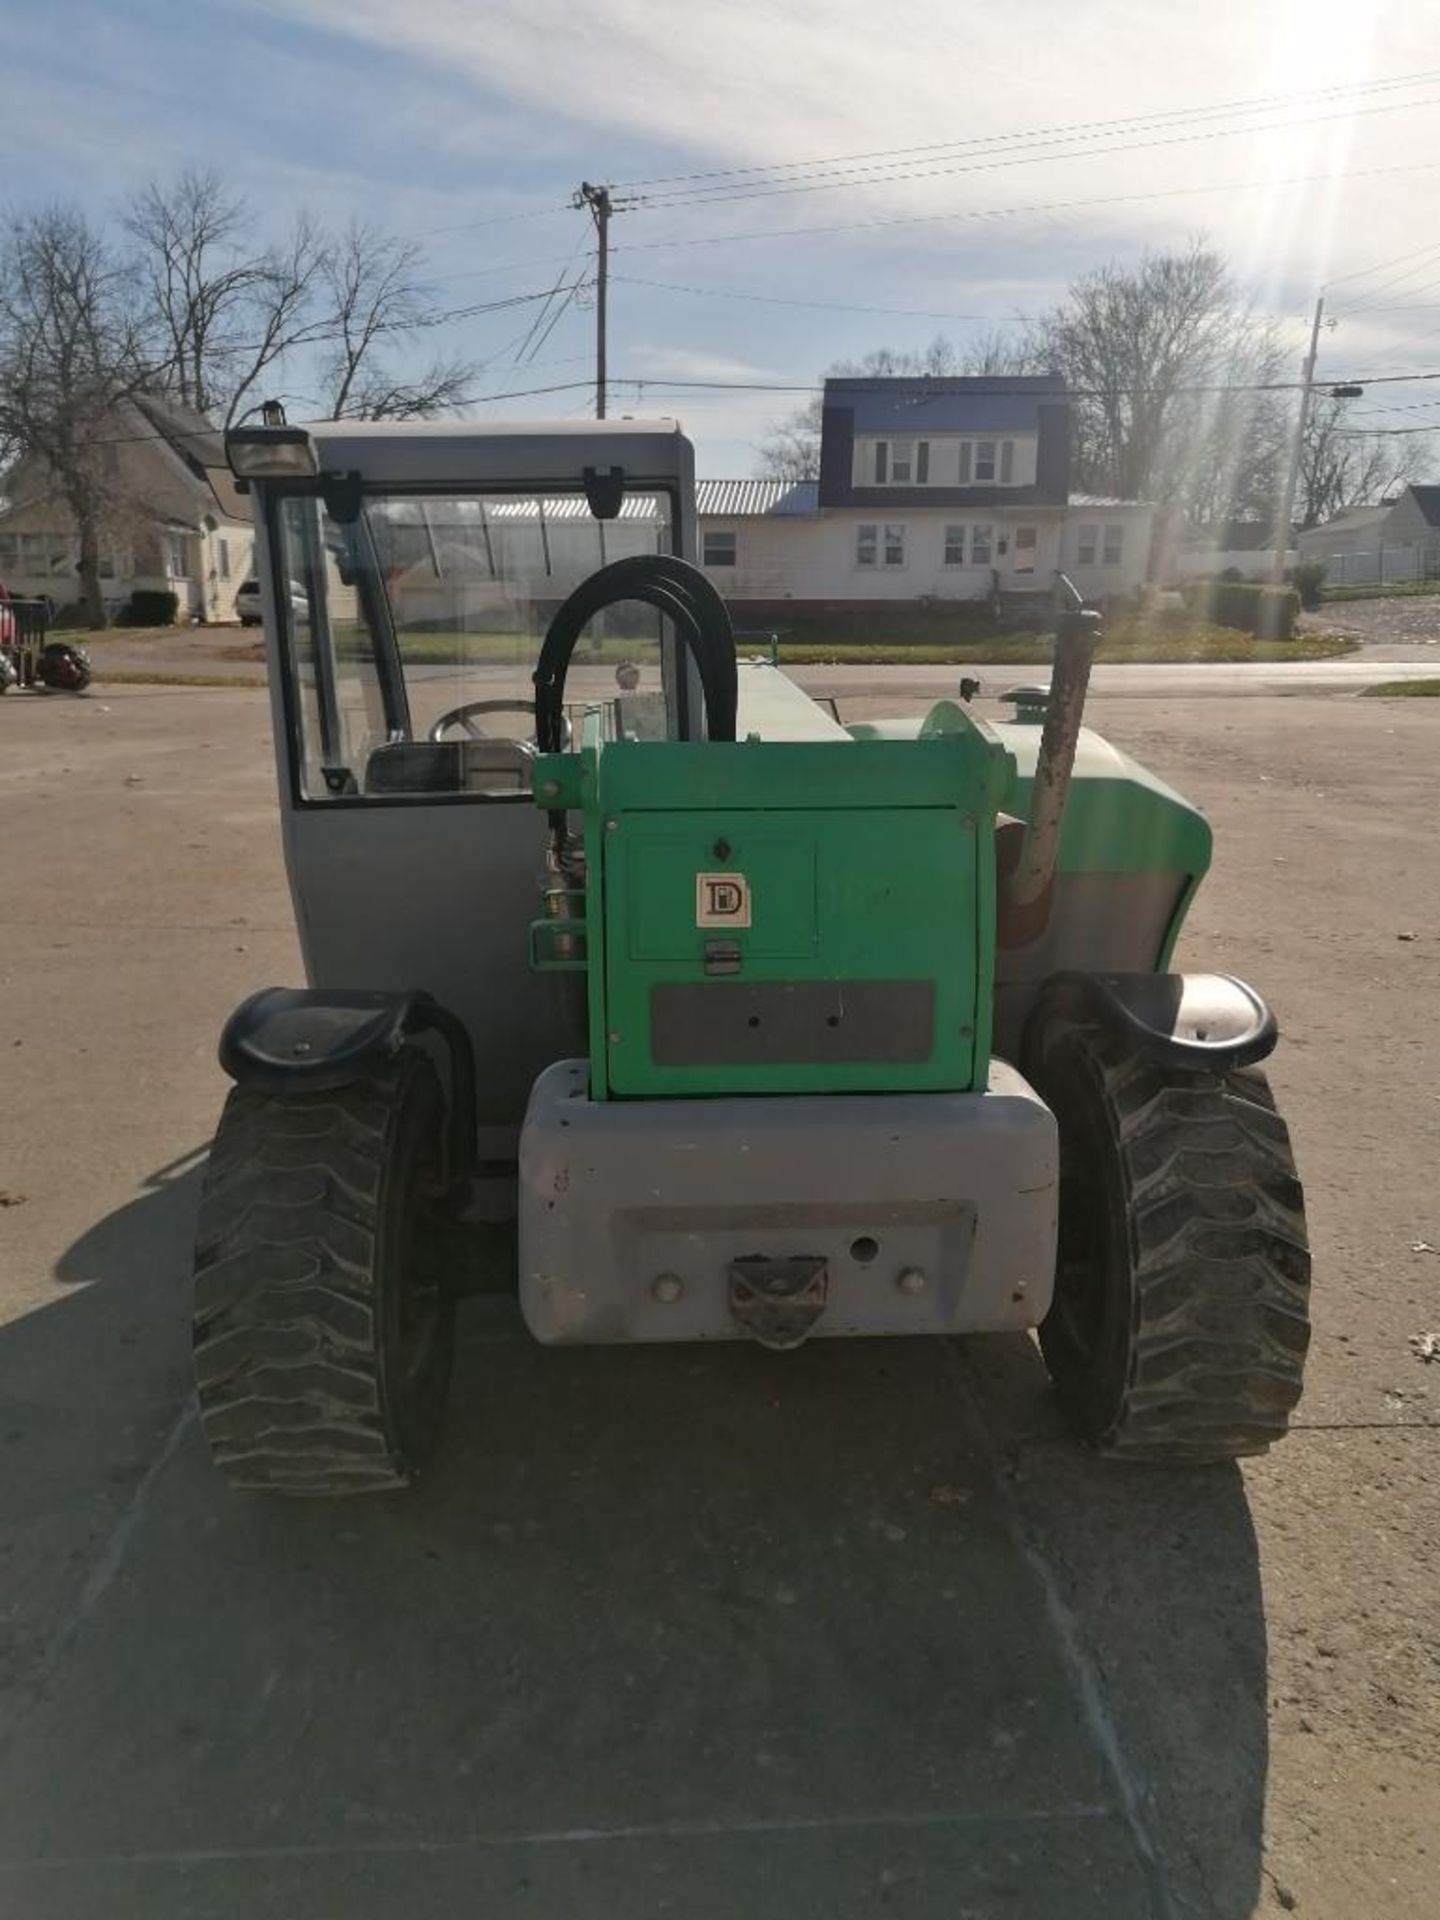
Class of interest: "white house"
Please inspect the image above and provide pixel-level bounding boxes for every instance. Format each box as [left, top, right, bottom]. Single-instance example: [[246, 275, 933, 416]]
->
[[0, 393, 253, 622], [694, 376, 1153, 613], [1295, 488, 1440, 586]]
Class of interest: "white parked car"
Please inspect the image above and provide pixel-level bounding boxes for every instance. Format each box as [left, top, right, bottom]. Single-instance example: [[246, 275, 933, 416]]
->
[[235, 577, 308, 626]]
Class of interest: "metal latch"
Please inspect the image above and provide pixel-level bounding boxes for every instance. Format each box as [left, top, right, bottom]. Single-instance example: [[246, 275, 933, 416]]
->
[[728, 1255, 829, 1350]]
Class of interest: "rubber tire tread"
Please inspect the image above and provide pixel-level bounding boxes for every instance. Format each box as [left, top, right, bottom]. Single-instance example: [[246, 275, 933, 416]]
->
[[1030, 1017, 1311, 1463], [192, 1049, 453, 1494]]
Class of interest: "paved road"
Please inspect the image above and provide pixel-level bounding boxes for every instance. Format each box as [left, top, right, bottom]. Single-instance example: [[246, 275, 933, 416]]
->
[[1, 686, 1435, 1917]]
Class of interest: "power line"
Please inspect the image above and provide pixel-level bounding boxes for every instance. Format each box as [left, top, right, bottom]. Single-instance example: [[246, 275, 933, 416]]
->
[[612, 273, 1035, 323], [1330, 252, 1440, 315], [612, 67, 1440, 192], [508, 234, 592, 366], [604, 365, 1440, 399], [631, 93, 1440, 211], [1321, 235, 1440, 290], [424, 156, 1440, 289], [604, 156, 1440, 261]]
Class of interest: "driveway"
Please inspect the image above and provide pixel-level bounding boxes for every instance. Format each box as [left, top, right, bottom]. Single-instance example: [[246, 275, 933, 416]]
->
[[0, 684, 1435, 1917], [1314, 591, 1440, 655]]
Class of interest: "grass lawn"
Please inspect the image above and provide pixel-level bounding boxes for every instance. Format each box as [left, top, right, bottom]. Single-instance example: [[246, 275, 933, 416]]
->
[[1361, 678, 1440, 697], [388, 620, 1356, 668], [72, 616, 1357, 682], [773, 622, 1354, 665]]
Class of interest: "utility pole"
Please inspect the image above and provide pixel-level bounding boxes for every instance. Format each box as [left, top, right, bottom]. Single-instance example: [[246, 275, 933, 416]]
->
[[575, 181, 614, 419], [1272, 295, 1325, 584]]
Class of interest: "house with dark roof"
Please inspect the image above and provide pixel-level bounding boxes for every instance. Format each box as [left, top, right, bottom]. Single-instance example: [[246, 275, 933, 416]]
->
[[696, 376, 1154, 612], [0, 392, 253, 622], [1295, 485, 1440, 585]]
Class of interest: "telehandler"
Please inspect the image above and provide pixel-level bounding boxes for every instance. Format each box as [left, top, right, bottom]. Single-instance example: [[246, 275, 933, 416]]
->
[[193, 418, 1309, 1493]]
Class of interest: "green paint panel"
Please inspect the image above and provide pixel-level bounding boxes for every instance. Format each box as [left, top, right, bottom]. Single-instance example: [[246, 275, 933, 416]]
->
[[536, 716, 1012, 1101], [996, 724, 1213, 879], [605, 806, 983, 1096]]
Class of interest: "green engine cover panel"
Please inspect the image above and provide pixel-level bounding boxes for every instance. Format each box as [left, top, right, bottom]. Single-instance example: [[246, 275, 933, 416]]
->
[[608, 804, 982, 1095], [538, 722, 1012, 1099]]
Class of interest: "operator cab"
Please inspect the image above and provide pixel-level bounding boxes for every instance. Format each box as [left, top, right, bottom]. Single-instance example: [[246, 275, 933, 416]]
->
[[231, 418, 704, 1151], [238, 420, 702, 806]]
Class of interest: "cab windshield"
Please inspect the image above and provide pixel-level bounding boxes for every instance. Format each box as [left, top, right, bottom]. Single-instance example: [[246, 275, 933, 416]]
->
[[271, 488, 678, 801]]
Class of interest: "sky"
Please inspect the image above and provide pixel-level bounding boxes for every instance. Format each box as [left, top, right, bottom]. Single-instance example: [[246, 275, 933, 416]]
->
[[5, 0, 1440, 473]]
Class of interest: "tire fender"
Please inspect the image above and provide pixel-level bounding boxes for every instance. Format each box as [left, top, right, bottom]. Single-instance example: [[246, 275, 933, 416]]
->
[[1023, 970, 1278, 1076]]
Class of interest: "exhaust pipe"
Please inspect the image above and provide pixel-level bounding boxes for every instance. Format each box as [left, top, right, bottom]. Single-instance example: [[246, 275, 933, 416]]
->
[[1003, 574, 1102, 932]]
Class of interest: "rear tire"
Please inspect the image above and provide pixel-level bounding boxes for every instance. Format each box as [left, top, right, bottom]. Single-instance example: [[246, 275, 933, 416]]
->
[[1024, 1010, 1311, 1462], [192, 1048, 455, 1494]]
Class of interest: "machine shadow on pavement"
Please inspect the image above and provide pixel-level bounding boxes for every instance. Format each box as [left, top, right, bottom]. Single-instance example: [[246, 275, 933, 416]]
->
[[0, 1158, 1268, 1920]]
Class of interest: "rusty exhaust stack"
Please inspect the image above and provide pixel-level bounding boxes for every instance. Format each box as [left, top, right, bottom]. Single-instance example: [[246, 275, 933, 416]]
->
[[1003, 574, 1102, 935]]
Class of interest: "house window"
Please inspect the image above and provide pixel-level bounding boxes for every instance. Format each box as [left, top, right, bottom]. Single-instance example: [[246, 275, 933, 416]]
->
[[703, 529, 737, 567], [958, 443, 973, 484], [916, 441, 930, 484], [1000, 441, 1014, 484], [975, 441, 997, 482], [1102, 524, 1124, 566], [98, 549, 116, 580], [891, 441, 913, 484], [858, 518, 909, 565], [2, 531, 71, 575], [1077, 524, 1099, 565], [873, 442, 888, 484], [217, 538, 231, 580], [944, 525, 967, 566], [970, 524, 993, 566]]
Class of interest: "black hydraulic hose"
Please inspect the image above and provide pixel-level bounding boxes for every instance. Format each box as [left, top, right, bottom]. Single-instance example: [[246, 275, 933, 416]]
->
[[533, 554, 738, 754]]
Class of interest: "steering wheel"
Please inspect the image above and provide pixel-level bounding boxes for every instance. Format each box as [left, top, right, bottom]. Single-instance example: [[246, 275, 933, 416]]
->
[[427, 699, 541, 749]]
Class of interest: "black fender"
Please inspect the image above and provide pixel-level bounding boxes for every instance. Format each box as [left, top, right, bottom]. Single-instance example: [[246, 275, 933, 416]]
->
[[1023, 971, 1278, 1075], [218, 987, 476, 1184]]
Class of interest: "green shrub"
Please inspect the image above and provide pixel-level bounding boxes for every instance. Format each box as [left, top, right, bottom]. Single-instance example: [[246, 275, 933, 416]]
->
[[116, 588, 181, 627], [1181, 580, 1299, 640], [1290, 561, 1327, 610]]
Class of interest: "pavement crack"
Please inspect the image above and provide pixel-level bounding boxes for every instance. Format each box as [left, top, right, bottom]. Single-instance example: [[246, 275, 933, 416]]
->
[[945, 1345, 1179, 1920], [0, 1398, 197, 1752]]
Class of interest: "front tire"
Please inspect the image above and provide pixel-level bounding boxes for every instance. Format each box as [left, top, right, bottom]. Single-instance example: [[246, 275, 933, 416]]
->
[[1024, 1010, 1311, 1462], [192, 1047, 455, 1494]]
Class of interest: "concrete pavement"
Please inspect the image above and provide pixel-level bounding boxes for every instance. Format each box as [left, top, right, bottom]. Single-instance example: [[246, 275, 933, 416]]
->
[[1, 684, 1436, 1917]]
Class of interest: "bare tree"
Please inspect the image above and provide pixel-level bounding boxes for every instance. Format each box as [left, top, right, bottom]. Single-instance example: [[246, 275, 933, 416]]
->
[[756, 399, 823, 482], [0, 206, 147, 624], [317, 222, 473, 421], [1295, 396, 1430, 528], [1028, 243, 1284, 513], [126, 173, 330, 425]]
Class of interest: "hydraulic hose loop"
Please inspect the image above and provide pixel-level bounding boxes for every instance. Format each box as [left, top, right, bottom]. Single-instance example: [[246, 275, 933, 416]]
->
[[533, 555, 739, 755]]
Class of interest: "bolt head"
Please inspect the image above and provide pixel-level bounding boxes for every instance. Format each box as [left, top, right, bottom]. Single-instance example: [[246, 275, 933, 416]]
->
[[896, 1266, 926, 1296], [652, 1272, 684, 1304]]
